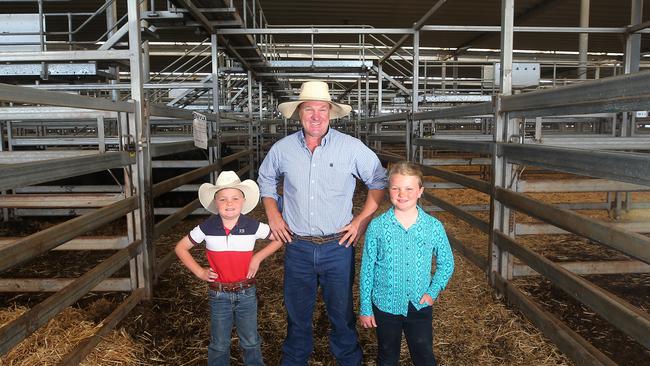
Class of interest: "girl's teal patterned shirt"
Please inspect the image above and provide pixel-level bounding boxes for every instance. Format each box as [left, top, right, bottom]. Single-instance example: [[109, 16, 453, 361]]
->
[[360, 206, 455, 317]]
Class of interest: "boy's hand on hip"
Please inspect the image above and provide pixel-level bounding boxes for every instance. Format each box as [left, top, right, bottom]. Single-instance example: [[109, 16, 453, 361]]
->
[[419, 293, 434, 306], [359, 315, 377, 328], [247, 257, 261, 278], [198, 268, 218, 282]]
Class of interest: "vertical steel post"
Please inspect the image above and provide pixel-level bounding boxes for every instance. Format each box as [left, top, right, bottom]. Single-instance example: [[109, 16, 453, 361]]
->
[[127, 0, 154, 299], [248, 71, 254, 178], [258, 81, 263, 171], [579, 0, 590, 80], [490, 0, 515, 287], [409, 30, 420, 161], [0, 121, 6, 221], [97, 116, 106, 153], [210, 34, 220, 183], [377, 64, 383, 115], [357, 78, 362, 137]]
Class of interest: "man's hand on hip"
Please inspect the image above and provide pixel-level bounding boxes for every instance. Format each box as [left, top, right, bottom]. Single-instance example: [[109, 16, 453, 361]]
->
[[338, 216, 369, 248], [268, 210, 293, 243]]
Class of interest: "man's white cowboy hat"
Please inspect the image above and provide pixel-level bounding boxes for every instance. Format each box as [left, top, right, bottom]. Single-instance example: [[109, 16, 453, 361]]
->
[[278, 81, 352, 120], [198, 171, 260, 215]]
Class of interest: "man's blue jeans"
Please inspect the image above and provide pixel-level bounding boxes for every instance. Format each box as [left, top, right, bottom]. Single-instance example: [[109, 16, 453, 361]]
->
[[208, 286, 264, 366], [281, 238, 363, 366]]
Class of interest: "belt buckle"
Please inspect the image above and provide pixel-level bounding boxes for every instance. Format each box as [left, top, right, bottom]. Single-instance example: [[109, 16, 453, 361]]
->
[[211, 279, 255, 292]]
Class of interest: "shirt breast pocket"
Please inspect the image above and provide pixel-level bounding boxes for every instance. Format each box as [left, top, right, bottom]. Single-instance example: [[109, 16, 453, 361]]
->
[[325, 166, 351, 196]]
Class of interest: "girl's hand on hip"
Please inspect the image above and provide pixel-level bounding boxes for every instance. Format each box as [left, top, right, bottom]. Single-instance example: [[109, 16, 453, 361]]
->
[[419, 293, 434, 306], [359, 315, 377, 328]]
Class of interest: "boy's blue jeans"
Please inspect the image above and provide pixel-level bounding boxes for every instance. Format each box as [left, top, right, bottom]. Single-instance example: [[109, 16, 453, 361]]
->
[[208, 286, 264, 366], [281, 238, 362, 366]]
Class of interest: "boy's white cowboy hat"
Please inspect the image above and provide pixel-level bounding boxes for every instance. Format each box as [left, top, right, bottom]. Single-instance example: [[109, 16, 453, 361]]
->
[[198, 171, 260, 215], [278, 81, 352, 120]]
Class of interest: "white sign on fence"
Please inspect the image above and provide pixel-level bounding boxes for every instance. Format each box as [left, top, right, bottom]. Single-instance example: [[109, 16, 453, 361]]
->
[[192, 111, 208, 149]]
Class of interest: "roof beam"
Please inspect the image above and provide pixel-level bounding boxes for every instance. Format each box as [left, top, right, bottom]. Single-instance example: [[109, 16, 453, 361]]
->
[[445, 0, 561, 60], [378, 0, 449, 65]]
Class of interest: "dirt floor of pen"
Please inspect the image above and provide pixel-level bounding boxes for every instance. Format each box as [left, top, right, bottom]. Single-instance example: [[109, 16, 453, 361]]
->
[[1, 186, 649, 365]]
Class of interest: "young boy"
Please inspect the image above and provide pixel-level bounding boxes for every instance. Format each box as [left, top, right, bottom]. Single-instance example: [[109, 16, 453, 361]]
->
[[359, 161, 454, 366], [175, 170, 282, 366]]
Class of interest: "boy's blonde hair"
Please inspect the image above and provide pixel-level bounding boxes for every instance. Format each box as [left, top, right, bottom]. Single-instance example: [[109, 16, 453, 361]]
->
[[388, 161, 424, 187]]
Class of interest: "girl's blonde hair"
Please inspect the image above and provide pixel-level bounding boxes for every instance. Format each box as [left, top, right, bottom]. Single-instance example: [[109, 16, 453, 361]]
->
[[388, 161, 423, 187]]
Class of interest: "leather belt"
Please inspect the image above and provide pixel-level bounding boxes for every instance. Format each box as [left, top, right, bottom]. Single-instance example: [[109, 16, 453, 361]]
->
[[293, 233, 344, 244], [209, 278, 256, 292]]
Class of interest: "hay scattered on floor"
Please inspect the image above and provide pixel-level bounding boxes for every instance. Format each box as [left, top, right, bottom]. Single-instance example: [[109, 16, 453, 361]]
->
[[432, 256, 571, 366], [0, 299, 143, 366]]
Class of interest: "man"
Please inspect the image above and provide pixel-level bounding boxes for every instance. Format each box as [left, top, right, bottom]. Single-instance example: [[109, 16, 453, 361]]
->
[[257, 81, 387, 365]]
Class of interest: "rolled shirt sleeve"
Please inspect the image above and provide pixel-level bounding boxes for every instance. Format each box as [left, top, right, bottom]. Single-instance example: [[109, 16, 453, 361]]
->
[[352, 139, 387, 191], [257, 144, 281, 202]]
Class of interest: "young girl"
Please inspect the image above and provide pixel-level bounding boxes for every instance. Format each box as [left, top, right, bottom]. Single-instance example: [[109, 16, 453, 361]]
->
[[359, 161, 454, 366]]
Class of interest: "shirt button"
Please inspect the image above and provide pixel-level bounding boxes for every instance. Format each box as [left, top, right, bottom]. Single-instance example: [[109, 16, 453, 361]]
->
[[311, 180, 315, 183], [310, 212, 314, 216], [310, 196, 314, 199], [312, 164, 316, 167]]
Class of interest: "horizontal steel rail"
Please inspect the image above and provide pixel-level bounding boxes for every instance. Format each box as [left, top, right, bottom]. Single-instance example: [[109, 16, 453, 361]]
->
[[422, 192, 490, 233], [367, 134, 406, 143], [496, 187, 650, 264], [0, 278, 131, 292], [415, 138, 493, 154], [513, 260, 650, 276], [412, 102, 493, 120], [152, 162, 220, 198], [376, 152, 491, 193], [0, 239, 142, 354], [517, 178, 650, 192], [500, 70, 650, 117], [448, 234, 487, 271], [494, 231, 650, 349], [0, 83, 134, 113], [493, 274, 617, 366], [0, 193, 122, 208], [221, 149, 253, 164], [149, 104, 193, 119], [0, 106, 118, 120], [153, 199, 202, 239], [0, 236, 128, 251], [0, 152, 134, 192], [420, 165, 491, 194], [0, 50, 131, 63], [150, 140, 202, 157], [366, 112, 409, 124], [0, 196, 138, 273], [500, 144, 650, 187], [217, 27, 415, 35]]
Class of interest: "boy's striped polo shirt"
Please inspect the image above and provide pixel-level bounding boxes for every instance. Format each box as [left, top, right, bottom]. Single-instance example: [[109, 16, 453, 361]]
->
[[189, 214, 270, 283]]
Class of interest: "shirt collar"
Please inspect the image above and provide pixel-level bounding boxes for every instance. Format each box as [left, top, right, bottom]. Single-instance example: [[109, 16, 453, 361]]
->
[[388, 205, 424, 228], [216, 215, 239, 233], [298, 127, 333, 148]]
